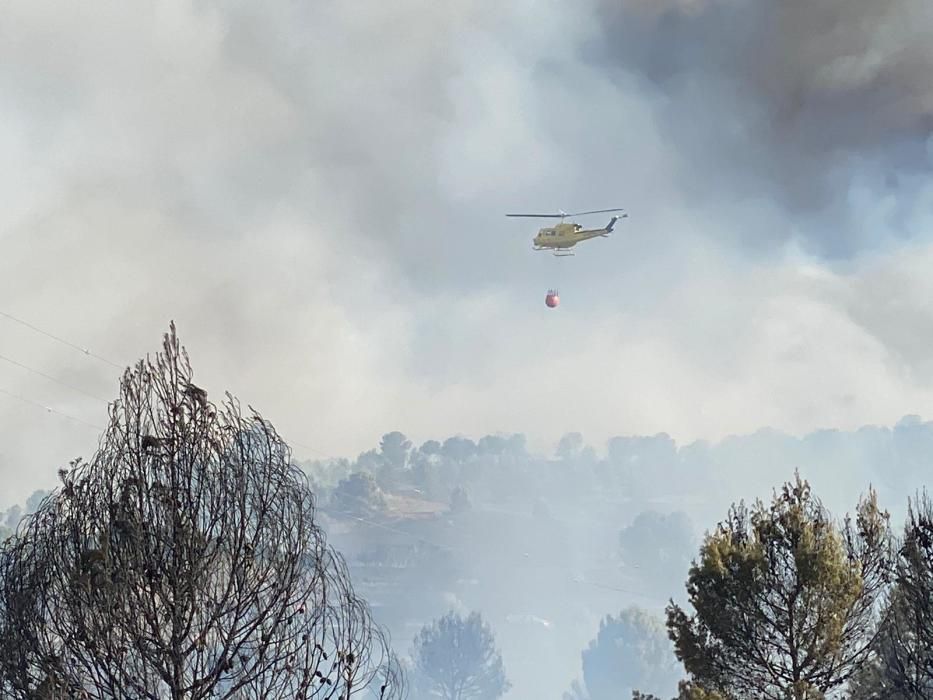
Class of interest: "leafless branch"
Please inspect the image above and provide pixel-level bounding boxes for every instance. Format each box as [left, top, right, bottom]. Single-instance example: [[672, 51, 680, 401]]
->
[[0, 324, 404, 700]]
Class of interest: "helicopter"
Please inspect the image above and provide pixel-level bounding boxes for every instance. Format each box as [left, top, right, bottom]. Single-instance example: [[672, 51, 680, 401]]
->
[[506, 208, 628, 256]]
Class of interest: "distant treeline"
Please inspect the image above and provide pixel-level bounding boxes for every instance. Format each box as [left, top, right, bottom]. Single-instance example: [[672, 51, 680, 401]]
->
[[302, 416, 933, 524]]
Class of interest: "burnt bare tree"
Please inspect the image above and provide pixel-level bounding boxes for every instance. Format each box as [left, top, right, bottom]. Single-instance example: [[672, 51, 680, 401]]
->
[[0, 324, 403, 700]]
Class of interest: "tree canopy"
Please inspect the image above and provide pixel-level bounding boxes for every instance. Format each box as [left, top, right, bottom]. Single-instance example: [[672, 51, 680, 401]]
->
[[850, 491, 933, 698], [667, 473, 892, 700], [411, 610, 509, 700], [0, 324, 402, 700], [619, 511, 695, 590], [578, 607, 681, 700]]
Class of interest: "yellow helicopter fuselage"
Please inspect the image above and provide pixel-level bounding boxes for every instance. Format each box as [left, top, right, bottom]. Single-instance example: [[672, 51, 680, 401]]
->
[[533, 222, 610, 250]]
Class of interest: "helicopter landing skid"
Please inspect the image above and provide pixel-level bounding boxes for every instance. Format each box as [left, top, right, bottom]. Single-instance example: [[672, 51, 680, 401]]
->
[[533, 246, 575, 256]]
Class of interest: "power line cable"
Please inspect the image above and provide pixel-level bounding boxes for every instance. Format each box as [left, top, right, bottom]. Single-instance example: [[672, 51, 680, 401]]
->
[[0, 353, 110, 404], [0, 386, 106, 431], [0, 310, 123, 369], [0, 309, 331, 457]]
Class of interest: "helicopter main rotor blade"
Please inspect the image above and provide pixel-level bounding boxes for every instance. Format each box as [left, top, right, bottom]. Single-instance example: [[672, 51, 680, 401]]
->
[[564, 208, 626, 216], [505, 208, 626, 218]]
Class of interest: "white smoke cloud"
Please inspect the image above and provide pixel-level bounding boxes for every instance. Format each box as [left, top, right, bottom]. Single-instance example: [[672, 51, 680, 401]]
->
[[2, 0, 933, 515]]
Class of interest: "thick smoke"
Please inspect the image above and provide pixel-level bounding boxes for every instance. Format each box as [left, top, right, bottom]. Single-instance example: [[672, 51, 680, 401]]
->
[[593, 0, 933, 255], [2, 0, 933, 511]]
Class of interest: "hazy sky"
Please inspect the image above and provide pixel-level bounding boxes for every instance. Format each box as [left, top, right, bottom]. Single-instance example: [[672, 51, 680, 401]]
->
[[2, 0, 933, 506]]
